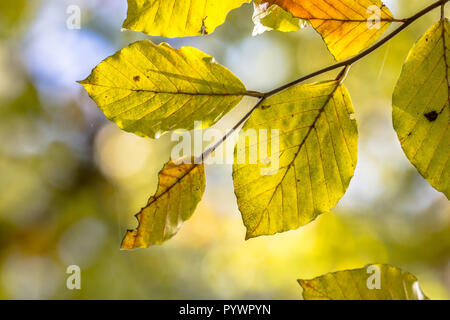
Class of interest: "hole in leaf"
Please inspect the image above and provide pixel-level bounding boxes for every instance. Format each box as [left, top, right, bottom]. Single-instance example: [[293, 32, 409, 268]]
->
[[424, 111, 438, 122]]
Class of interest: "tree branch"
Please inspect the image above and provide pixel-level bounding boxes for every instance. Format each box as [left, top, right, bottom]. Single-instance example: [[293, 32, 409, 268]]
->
[[201, 0, 448, 161], [265, 0, 449, 97]]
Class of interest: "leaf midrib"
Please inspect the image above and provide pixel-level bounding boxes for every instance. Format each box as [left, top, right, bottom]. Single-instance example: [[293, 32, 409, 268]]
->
[[78, 82, 249, 97], [248, 83, 341, 235], [441, 18, 450, 114]]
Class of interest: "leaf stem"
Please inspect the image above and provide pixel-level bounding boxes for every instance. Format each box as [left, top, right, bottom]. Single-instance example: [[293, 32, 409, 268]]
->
[[201, 0, 448, 161], [245, 90, 265, 98]]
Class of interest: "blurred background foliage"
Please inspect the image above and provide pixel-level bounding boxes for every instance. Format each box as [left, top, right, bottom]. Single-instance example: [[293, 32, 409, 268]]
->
[[0, 0, 449, 299]]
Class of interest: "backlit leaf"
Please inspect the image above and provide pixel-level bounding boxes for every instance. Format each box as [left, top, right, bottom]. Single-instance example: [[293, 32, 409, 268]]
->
[[393, 19, 449, 198], [123, 0, 250, 37], [79, 41, 247, 139], [233, 80, 358, 239], [260, 0, 394, 60], [299, 264, 428, 300], [252, 0, 306, 36], [121, 158, 205, 249]]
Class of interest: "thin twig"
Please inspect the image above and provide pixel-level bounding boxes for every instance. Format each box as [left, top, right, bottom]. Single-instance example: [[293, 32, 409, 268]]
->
[[201, 97, 265, 160]]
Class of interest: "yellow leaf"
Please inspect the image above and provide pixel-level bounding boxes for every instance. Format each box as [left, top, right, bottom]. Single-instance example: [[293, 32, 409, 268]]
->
[[393, 19, 449, 199], [299, 264, 428, 300], [123, 0, 250, 37], [79, 41, 246, 139], [261, 0, 394, 60], [122, 158, 205, 249], [233, 80, 358, 239], [252, 0, 306, 36]]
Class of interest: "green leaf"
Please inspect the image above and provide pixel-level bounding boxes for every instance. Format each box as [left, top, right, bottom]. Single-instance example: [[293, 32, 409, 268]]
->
[[259, 0, 394, 60], [233, 80, 358, 239], [393, 19, 449, 198], [79, 41, 247, 139], [121, 158, 205, 249], [299, 264, 429, 300], [123, 0, 250, 37], [252, 0, 306, 36]]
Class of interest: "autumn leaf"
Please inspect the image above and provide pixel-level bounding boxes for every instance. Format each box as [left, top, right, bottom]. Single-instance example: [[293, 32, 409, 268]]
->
[[233, 79, 358, 239], [122, 0, 250, 37], [299, 264, 428, 300], [252, 0, 306, 36], [122, 158, 205, 249], [259, 0, 394, 60], [393, 19, 449, 198], [79, 40, 247, 139]]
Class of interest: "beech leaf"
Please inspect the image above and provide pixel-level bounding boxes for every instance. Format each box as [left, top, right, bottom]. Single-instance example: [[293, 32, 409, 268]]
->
[[252, 0, 307, 36], [79, 41, 247, 139], [299, 264, 429, 300], [122, 158, 205, 249], [233, 80, 358, 239], [259, 0, 394, 60], [393, 19, 449, 198], [123, 0, 250, 37]]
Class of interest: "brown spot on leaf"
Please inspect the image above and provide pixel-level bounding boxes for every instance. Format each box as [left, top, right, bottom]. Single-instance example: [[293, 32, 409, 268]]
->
[[133, 75, 140, 82], [424, 111, 438, 122], [260, 105, 270, 110]]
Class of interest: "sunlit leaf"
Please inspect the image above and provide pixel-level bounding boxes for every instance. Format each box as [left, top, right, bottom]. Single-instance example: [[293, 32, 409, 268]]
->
[[260, 0, 394, 60], [252, 0, 306, 36], [393, 19, 449, 198], [122, 158, 205, 249], [123, 0, 250, 37], [233, 80, 358, 239], [299, 264, 429, 300], [79, 41, 247, 139]]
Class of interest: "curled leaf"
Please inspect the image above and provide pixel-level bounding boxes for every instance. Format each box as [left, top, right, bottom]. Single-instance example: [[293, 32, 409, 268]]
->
[[252, 0, 307, 36], [122, 158, 205, 249]]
